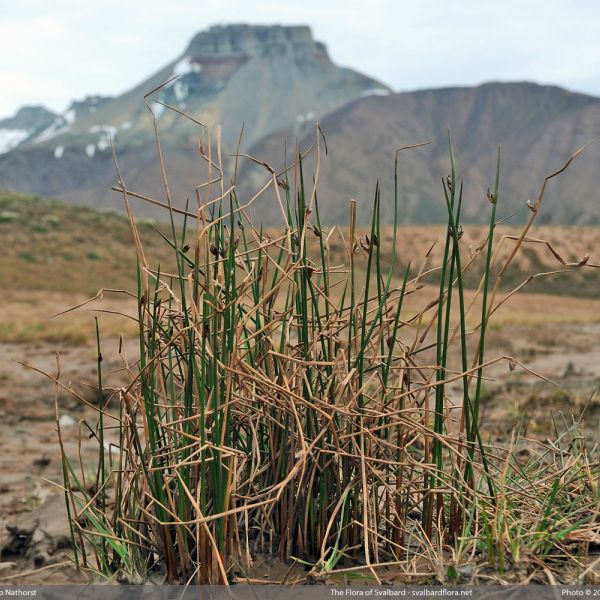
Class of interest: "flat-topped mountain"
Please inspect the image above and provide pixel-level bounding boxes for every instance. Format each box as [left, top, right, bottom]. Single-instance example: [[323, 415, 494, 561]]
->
[[0, 24, 388, 215], [185, 24, 327, 57]]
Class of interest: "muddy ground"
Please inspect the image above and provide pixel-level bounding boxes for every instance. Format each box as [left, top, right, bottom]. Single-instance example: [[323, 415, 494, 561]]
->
[[0, 339, 132, 583], [0, 320, 599, 584]]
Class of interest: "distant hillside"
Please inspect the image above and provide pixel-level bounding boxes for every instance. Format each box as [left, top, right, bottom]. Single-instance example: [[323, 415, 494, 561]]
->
[[243, 82, 600, 226], [0, 189, 171, 295], [2, 188, 600, 302]]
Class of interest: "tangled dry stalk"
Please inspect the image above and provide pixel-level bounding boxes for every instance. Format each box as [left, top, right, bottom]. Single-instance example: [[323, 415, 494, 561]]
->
[[48, 99, 600, 585]]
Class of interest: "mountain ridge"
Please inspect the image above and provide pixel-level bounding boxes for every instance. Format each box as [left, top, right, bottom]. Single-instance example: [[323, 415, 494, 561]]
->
[[1, 25, 599, 225], [241, 80, 600, 225], [0, 24, 388, 151]]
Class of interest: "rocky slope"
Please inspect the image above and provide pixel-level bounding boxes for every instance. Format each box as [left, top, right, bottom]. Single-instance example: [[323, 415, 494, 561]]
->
[[243, 82, 600, 225]]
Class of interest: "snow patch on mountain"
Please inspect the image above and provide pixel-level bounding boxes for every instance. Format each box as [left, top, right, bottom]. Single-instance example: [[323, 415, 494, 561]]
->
[[360, 88, 390, 97], [63, 108, 76, 124], [97, 135, 111, 151], [87, 124, 122, 151], [89, 124, 118, 137], [173, 56, 202, 77], [0, 129, 30, 154], [297, 112, 315, 123], [35, 118, 70, 143], [54, 145, 64, 159], [173, 80, 188, 102], [153, 102, 165, 119]]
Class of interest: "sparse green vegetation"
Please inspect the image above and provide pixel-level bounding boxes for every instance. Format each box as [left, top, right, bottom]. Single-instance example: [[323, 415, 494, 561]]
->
[[0, 210, 20, 223], [52, 125, 600, 585], [0, 189, 174, 295]]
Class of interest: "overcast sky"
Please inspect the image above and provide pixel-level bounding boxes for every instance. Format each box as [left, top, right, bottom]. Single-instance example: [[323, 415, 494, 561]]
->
[[1, 0, 599, 118]]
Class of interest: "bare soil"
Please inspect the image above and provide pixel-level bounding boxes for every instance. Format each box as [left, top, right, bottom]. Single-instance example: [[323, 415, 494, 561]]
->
[[0, 298, 598, 584], [0, 336, 132, 583]]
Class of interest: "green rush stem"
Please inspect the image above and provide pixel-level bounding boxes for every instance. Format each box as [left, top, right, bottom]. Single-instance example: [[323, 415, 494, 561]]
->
[[94, 317, 107, 558]]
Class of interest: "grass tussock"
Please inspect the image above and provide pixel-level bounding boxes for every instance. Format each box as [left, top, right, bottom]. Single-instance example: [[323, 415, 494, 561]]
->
[[52, 108, 600, 585]]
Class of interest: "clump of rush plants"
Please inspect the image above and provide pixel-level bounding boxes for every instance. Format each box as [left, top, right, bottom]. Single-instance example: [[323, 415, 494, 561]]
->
[[53, 100, 600, 585]]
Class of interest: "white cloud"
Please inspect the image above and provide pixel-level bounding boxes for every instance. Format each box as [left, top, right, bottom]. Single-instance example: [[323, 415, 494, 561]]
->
[[1, 0, 599, 117]]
